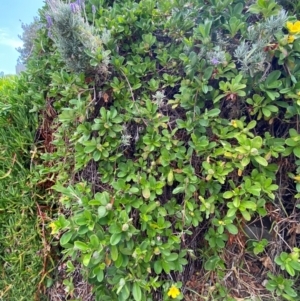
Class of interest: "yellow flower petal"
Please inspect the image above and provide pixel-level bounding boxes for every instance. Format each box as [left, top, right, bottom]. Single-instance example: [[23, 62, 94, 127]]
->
[[49, 222, 59, 235], [286, 21, 293, 31], [286, 21, 300, 34], [231, 120, 238, 128], [167, 285, 180, 299], [288, 35, 295, 44], [294, 175, 300, 182], [295, 21, 300, 30]]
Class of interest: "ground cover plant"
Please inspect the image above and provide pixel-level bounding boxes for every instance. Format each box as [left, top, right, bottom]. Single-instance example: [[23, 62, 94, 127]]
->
[[2, 0, 300, 300], [0, 74, 48, 300]]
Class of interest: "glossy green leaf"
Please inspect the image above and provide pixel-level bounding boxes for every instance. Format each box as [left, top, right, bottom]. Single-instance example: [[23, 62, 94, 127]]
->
[[223, 191, 233, 199], [111, 245, 118, 261], [142, 187, 150, 199], [98, 206, 107, 218], [83, 252, 92, 266], [254, 156, 268, 166], [110, 233, 122, 245], [226, 224, 238, 235], [293, 146, 300, 158], [60, 231, 73, 246], [132, 282, 142, 301], [74, 241, 89, 252]]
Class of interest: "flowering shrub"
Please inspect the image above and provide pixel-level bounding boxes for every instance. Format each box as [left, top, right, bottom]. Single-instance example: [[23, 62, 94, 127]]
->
[[6, 0, 300, 300], [16, 17, 42, 64], [45, 0, 109, 73]]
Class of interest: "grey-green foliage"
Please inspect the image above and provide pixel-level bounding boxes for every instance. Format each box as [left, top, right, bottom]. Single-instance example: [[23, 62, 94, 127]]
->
[[234, 9, 288, 77], [46, 0, 107, 73], [16, 17, 42, 64]]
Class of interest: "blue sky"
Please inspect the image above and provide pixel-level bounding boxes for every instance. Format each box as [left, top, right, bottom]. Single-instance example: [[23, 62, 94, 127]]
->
[[0, 0, 45, 75]]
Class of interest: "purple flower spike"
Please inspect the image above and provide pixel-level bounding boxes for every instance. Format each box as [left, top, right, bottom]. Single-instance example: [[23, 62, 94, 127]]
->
[[210, 57, 220, 66], [92, 4, 96, 14], [70, 2, 80, 13], [46, 15, 53, 28]]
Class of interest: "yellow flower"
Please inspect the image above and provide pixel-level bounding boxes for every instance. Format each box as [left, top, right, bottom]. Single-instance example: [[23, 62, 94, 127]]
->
[[294, 175, 300, 182], [286, 21, 300, 34], [231, 120, 238, 128], [288, 35, 296, 44], [49, 222, 59, 235], [168, 285, 180, 299]]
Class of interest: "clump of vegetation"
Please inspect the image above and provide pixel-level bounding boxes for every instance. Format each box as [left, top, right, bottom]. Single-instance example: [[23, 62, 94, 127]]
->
[[2, 0, 300, 300], [45, 0, 110, 73], [0, 75, 47, 300], [16, 17, 42, 65]]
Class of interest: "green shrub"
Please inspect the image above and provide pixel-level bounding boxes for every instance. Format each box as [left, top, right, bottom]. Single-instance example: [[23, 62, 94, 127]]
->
[[4, 0, 300, 300]]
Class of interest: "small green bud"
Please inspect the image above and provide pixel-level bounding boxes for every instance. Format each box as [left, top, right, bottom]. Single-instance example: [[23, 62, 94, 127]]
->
[[250, 148, 259, 156], [208, 169, 214, 175], [167, 169, 174, 185], [106, 203, 113, 210], [154, 247, 161, 255], [290, 252, 299, 261], [122, 223, 129, 231], [93, 251, 100, 259]]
